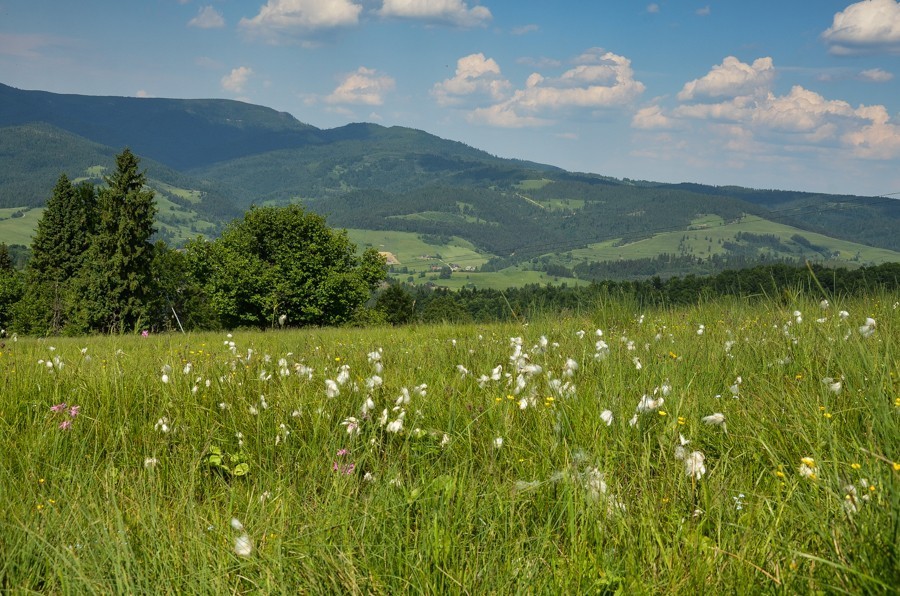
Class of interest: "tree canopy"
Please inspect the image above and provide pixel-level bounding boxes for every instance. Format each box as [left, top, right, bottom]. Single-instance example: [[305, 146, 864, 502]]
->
[[187, 204, 386, 329]]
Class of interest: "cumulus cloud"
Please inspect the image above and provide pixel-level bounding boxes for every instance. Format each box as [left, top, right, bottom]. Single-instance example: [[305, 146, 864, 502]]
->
[[239, 0, 362, 43], [221, 66, 254, 93], [667, 58, 900, 160], [859, 67, 894, 81], [465, 51, 645, 127], [632, 105, 674, 130], [822, 0, 900, 55], [468, 103, 551, 128], [696, 5, 711, 16], [379, 0, 492, 27], [325, 67, 395, 105], [646, 3, 660, 14], [189, 5, 225, 28], [432, 53, 510, 106], [677, 56, 774, 101]]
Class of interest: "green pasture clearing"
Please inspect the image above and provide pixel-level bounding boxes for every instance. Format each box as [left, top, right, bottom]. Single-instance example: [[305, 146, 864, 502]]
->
[[533, 198, 586, 211], [567, 215, 900, 265], [388, 211, 487, 225], [0, 207, 45, 245], [154, 181, 204, 203], [514, 178, 553, 190], [346, 228, 489, 271], [412, 266, 588, 291]]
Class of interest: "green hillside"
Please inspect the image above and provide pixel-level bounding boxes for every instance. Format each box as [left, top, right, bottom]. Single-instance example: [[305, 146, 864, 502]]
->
[[0, 83, 896, 283], [0, 82, 320, 169]]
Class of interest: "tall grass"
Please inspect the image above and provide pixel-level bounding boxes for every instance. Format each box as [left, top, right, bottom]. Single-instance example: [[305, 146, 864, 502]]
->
[[0, 293, 897, 592]]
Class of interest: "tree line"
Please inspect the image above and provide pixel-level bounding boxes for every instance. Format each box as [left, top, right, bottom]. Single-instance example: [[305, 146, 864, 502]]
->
[[0, 149, 387, 335], [0, 148, 897, 335], [373, 262, 900, 325]]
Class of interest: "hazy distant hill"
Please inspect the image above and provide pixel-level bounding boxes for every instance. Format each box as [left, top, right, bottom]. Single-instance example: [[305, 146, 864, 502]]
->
[[0, 82, 321, 169], [0, 82, 897, 280]]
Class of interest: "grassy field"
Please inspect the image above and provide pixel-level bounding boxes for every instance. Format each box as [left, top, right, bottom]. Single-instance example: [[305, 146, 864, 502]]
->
[[566, 215, 900, 266], [1, 293, 897, 592], [0, 207, 45, 246]]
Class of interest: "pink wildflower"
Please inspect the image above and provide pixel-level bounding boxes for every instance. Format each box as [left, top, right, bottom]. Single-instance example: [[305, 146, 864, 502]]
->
[[50, 402, 67, 413], [58, 419, 72, 431], [68, 405, 80, 418], [141, 330, 149, 337]]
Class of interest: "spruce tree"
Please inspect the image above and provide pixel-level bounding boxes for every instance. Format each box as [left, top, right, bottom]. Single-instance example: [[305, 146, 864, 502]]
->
[[73, 149, 157, 333], [22, 175, 97, 333], [0, 243, 13, 273]]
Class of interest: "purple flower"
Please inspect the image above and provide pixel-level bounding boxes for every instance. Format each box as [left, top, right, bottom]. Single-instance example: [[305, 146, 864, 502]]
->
[[68, 405, 80, 418], [50, 402, 67, 413], [336, 448, 349, 456], [58, 419, 72, 431], [141, 330, 149, 337]]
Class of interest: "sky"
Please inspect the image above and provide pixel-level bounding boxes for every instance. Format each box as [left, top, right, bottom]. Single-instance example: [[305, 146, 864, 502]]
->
[[3, 1, 900, 197]]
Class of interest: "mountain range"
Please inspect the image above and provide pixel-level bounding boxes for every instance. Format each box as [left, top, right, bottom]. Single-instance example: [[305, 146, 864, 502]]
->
[[1, 82, 898, 284]]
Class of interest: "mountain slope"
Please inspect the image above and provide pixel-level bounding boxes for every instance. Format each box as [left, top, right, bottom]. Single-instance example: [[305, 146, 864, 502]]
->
[[0, 83, 322, 169], [0, 83, 896, 280]]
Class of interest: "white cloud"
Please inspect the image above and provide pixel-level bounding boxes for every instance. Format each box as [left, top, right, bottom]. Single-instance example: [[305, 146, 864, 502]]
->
[[326, 67, 395, 106], [135, 90, 152, 98], [843, 118, 900, 158], [465, 51, 645, 128], [468, 103, 551, 128], [822, 0, 900, 55], [678, 56, 774, 101], [632, 105, 674, 130], [646, 3, 660, 14], [239, 0, 362, 43], [696, 5, 711, 16], [633, 53, 900, 172], [378, 0, 492, 27], [432, 53, 510, 106], [189, 6, 225, 29], [221, 66, 254, 93], [859, 67, 894, 81]]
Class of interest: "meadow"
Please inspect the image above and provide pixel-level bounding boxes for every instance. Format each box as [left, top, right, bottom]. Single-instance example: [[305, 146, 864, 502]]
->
[[0, 293, 897, 593]]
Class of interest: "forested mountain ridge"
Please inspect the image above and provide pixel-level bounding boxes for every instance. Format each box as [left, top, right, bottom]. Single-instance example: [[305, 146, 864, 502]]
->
[[1, 82, 897, 279]]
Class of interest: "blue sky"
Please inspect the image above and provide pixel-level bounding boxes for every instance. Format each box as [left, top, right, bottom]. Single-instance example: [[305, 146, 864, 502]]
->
[[3, 1, 900, 196]]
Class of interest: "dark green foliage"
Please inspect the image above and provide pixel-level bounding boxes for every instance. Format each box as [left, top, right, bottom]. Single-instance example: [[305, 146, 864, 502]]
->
[[147, 242, 218, 332], [402, 262, 900, 323], [375, 283, 415, 325], [19, 176, 97, 333], [0, 243, 13, 272], [0, 243, 22, 328], [188, 205, 387, 328], [71, 149, 157, 333]]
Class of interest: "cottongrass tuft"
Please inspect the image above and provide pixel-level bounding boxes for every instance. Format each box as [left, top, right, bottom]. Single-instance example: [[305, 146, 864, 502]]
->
[[684, 451, 706, 480], [702, 412, 726, 432]]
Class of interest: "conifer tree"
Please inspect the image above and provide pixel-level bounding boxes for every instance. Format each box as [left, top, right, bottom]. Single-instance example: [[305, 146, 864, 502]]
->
[[21, 175, 97, 333], [73, 149, 157, 333], [0, 243, 13, 273], [0, 243, 22, 330]]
